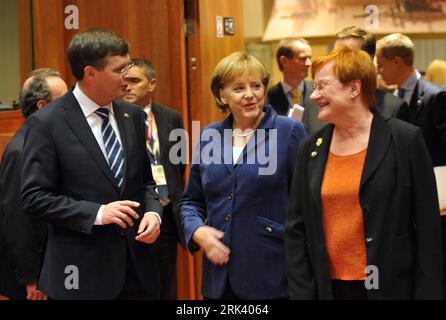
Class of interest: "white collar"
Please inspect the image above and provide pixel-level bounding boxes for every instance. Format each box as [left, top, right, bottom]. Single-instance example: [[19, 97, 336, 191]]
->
[[73, 83, 114, 117], [281, 78, 304, 94], [400, 70, 421, 92]]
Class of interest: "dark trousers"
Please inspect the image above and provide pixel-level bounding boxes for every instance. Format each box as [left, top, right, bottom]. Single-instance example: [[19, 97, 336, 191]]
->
[[204, 281, 241, 300], [154, 209, 178, 300], [442, 216, 446, 300], [331, 280, 368, 300], [116, 251, 159, 300]]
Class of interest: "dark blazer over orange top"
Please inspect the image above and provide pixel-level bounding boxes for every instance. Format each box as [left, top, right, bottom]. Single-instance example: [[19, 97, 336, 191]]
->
[[20, 91, 162, 299], [285, 111, 443, 299]]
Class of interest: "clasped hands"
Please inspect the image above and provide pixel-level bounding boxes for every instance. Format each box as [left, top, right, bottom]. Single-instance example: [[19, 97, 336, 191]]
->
[[102, 200, 160, 244]]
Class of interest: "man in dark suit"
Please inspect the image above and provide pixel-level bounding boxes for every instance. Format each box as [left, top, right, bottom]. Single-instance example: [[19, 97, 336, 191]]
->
[[20, 28, 163, 300], [335, 27, 407, 118], [376, 32, 446, 298], [376, 33, 446, 167], [0, 69, 67, 300], [123, 58, 185, 300], [267, 38, 320, 132]]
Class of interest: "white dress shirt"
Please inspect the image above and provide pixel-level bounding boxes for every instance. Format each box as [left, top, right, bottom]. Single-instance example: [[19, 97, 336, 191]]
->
[[72, 84, 161, 225]]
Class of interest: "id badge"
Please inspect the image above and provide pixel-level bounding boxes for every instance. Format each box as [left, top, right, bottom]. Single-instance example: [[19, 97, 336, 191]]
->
[[151, 164, 167, 185]]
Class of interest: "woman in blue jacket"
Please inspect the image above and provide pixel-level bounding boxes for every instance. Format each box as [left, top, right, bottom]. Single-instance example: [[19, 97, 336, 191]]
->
[[180, 52, 307, 299]]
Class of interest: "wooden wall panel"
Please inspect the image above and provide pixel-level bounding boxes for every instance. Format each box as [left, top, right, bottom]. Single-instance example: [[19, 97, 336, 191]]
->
[[32, 0, 67, 79], [18, 0, 33, 84], [188, 0, 245, 127], [0, 110, 24, 158], [31, 0, 186, 116]]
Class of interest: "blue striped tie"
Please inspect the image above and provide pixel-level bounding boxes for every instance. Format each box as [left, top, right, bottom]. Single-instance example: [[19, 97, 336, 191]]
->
[[95, 108, 125, 188]]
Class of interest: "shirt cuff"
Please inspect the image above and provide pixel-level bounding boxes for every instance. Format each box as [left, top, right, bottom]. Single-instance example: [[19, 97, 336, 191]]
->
[[144, 211, 162, 225], [94, 205, 104, 225]]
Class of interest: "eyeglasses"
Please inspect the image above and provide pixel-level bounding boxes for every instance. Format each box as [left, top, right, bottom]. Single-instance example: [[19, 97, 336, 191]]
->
[[312, 80, 338, 92], [120, 63, 134, 76]]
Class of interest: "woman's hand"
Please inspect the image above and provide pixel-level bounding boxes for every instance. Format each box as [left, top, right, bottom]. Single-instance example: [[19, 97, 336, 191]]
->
[[192, 226, 230, 265]]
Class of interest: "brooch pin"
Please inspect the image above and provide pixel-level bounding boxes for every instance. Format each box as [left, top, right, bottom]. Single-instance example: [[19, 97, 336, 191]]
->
[[123, 113, 130, 119], [311, 151, 318, 158], [316, 138, 323, 147]]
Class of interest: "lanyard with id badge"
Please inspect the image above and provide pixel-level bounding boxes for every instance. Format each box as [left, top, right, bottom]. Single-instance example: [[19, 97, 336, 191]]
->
[[147, 111, 170, 205]]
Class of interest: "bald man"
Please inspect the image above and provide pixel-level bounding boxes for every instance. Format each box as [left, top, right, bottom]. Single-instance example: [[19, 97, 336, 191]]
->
[[0, 69, 67, 300]]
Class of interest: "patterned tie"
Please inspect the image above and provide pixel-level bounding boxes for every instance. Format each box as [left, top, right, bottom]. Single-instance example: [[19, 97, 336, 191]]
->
[[95, 108, 125, 188], [146, 110, 159, 163], [289, 87, 302, 105]]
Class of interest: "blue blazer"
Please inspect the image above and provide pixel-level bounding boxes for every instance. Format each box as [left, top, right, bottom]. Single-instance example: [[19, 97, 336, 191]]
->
[[180, 106, 307, 299]]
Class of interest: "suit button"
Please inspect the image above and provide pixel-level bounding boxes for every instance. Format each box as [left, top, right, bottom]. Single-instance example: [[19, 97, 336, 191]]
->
[[265, 226, 273, 233], [228, 175, 233, 180], [365, 237, 374, 246], [120, 230, 125, 236], [228, 193, 233, 200], [363, 205, 370, 214], [224, 215, 232, 222]]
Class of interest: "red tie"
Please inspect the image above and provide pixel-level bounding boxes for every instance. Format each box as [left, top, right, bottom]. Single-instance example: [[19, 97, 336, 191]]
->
[[147, 111, 153, 143]]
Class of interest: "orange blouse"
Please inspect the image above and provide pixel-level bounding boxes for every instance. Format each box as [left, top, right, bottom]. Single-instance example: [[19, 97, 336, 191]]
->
[[321, 149, 367, 280]]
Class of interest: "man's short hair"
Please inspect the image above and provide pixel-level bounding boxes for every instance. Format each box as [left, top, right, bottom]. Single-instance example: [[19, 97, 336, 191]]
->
[[376, 33, 414, 66], [67, 28, 129, 80], [130, 58, 156, 81], [20, 68, 61, 118], [335, 26, 376, 58], [276, 38, 309, 71]]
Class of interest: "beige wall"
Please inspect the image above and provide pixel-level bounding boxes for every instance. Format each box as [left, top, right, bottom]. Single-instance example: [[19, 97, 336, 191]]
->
[[0, 0, 20, 107]]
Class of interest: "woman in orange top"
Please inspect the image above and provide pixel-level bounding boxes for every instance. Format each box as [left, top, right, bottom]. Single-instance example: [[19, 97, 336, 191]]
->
[[285, 47, 443, 299]]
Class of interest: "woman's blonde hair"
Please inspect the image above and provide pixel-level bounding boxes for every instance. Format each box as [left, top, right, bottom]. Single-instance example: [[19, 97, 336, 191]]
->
[[425, 59, 446, 86], [210, 52, 270, 112]]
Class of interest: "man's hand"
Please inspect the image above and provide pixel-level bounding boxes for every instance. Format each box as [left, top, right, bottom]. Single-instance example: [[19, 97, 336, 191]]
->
[[192, 226, 230, 265], [26, 281, 48, 300], [102, 200, 140, 228], [135, 214, 160, 244]]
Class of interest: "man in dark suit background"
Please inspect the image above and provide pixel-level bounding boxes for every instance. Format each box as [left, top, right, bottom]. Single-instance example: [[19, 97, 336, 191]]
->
[[335, 27, 407, 118], [20, 28, 163, 300], [123, 58, 185, 300], [376, 33, 446, 167], [302, 26, 408, 135], [0, 69, 67, 300], [267, 38, 319, 132], [376, 32, 446, 298]]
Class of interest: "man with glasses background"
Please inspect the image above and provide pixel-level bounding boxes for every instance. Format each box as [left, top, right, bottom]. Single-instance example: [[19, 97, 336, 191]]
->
[[20, 28, 163, 300]]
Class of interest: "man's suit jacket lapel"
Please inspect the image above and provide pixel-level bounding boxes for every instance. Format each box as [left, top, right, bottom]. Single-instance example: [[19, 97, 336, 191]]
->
[[151, 104, 169, 158], [113, 101, 132, 194], [302, 80, 314, 105], [64, 93, 119, 191], [268, 82, 289, 116]]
